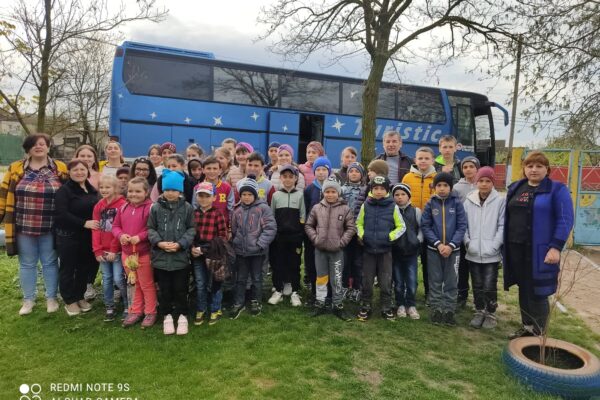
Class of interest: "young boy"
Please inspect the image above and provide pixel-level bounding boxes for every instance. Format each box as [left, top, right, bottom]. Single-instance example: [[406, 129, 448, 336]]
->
[[356, 175, 406, 321], [152, 154, 196, 203], [352, 159, 389, 217], [391, 183, 423, 319], [421, 172, 467, 326], [463, 167, 505, 329], [238, 152, 275, 205], [229, 177, 277, 319], [116, 167, 130, 196], [191, 182, 229, 326], [264, 141, 280, 177], [196, 156, 235, 224], [434, 135, 462, 184], [305, 177, 356, 321], [269, 165, 306, 307]]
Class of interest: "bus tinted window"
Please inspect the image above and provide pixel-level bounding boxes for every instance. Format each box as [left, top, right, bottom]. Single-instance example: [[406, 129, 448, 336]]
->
[[123, 51, 211, 100], [280, 75, 339, 113], [214, 67, 279, 107], [378, 87, 396, 119], [342, 83, 395, 119], [397, 88, 445, 124]]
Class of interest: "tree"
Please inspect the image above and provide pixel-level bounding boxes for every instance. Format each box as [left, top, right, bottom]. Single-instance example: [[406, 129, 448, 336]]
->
[[259, 0, 513, 163], [0, 0, 167, 136]]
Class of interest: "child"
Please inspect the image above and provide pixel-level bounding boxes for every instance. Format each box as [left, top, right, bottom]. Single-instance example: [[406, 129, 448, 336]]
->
[[434, 135, 462, 184], [270, 145, 306, 190], [112, 177, 156, 329], [151, 154, 195, 203], [341, 162, 367, 302], [191, 182, 228, 326], [298, 141, 325, 186], [269, 165, 306, 307], [421, 172, 467, 326], [147, 170, 196, 335], [305, 177, 356, 321], [196, 156, 234, 225], [391, 183, 423, 320], [215, 147, 233, 181], [238, 152, 275, 205], [187, 158, 204, 186], [100, 141, 126, 176], [356, 175, 405, 321], [116, 167, 130, 196], [229, 176, 277, 319], [352, 159, 388, 217], [221, 138, 237, 158], [264, 141, 280, 177], [334, 146, 358, 183], [160, 142, 176, 166], [186, 143, 204, 161], [228, 142, 254, 188], [463, 167, 505, 329], [92, 175, 127, 322]]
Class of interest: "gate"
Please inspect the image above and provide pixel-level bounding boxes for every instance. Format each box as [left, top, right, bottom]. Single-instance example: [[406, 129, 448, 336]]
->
[[574, 150, 600, 245]]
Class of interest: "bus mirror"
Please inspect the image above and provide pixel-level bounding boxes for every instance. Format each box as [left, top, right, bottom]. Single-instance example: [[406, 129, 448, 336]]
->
[[486, 101, 509, 126]]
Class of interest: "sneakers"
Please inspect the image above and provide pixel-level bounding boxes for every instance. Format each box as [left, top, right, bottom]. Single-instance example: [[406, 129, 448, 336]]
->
[[282, 282, 293, 296], [46, 298, 59, 313], [443, 311, 456, 326], [351, 289, 361, 303], [340, 287, 349, 300], [78, 300, 92, 313], [229, 305, 245, 320], [470, 310, 486, 329], [194, 311, 205, 326], [268, 291, 283, 305], [357, 307, 371, 322], [163, 314, 175, 335], [141, 314, 157, 329], [209, 311, 222, 325], [430, 309, 443, 325], [290, 292, 302, 307], [382, 309, 396, 321], [333, 304, 352, 322], [84, 284, 97, 301], [397, 306, 407, 318], [123, 313, 142, 327], [64, 302, 81, 316], [249, 300, 262, 316], [407, 306, 420, 320], [311, 301, 327, 317], [19, 300, 35, 316], [104, 308, 116, 322], [176, 315, 188, 335], [482, 313, 497, 329], [509, 326, 537, 340]]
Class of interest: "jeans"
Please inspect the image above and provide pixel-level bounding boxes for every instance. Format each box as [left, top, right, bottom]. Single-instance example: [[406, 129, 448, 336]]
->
[[469, 261, 498, 313], [427, 249, 459, 313], [17, 232, 59, 301], [519, 287, 549, 332], [392, 253, 418, 307], [100, 259, 127, 309], [234, 255, 264, 306], [362, 251, 393, 310], [314, 249, 344, 306], [194, 258, 223, 313]]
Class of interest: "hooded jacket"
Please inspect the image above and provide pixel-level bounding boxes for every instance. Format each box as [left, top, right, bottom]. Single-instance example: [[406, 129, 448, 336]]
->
[[453, 177, 477, 203], [305, 198, 356, 252], [376, 151, 412, 182], [92, 195, 127, 257], [342, 181, 367, 212], [271, 187, 306, 242], [421, 193, 467, 252], [356, 194, 405, 254], [463, 189, 505, 263], [434, 155, 463, 184], [112, 198, 153, 256], [231, 198, 277, 256], [401, 165, 437, 210]]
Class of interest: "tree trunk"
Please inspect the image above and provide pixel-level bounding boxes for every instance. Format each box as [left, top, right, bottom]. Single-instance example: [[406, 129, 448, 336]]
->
[[37, 0, 52, 133], [361, 53, 388, 165]]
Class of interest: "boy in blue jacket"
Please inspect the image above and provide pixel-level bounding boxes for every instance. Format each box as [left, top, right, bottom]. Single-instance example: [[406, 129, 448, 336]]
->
[[421, 172, 467, 326]]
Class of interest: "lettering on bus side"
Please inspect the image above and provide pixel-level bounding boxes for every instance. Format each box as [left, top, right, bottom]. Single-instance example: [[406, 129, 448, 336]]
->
[[352, 120, 444, 143]]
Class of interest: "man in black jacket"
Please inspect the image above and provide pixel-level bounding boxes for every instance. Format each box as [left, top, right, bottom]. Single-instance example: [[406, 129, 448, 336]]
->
[[376, 130, 413, 185]]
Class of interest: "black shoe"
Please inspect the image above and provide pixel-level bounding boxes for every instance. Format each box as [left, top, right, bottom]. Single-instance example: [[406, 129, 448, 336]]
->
[[456, 298, 467, 309], [431, 309, 443, 325], [333, 305, 352, 322], [443, 311, 457, 326], [249, 300, 262, 316], [357, 307, 371, 322], [381, 309, 396, 321], [229, 305, 245, 320], [311, 301, 327, 317], [104, 308, 115, 322], [508, 326, 537, 340]]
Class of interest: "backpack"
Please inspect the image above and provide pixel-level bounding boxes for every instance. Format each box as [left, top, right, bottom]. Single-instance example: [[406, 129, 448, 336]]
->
[[204, 237, 236, 282]]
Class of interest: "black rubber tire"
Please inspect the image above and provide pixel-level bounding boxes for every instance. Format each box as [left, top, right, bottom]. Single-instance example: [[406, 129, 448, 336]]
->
[[503, 337, 600, 399]]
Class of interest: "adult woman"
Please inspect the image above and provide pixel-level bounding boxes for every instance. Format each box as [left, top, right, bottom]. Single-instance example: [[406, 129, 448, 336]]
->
[[55, 160, 100, 316], [0, 134, 68, 315], [130, 157, 158, 188], [148, 144, 164, 176], [74, 145, 101, 189], [504, 151, 574, 339], [269, 145, 305, 190], [99, 141, 127, 176]]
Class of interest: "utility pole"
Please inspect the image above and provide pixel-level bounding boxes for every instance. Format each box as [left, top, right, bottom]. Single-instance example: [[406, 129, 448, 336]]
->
[[505, 34, 523, 186]]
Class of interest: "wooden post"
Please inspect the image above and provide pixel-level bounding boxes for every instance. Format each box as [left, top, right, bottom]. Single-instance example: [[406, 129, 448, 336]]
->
[[510, 147, 525, 184]]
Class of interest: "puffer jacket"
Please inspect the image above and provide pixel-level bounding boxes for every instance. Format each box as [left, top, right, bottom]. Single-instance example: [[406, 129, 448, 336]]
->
[[231, 198, 277, 256], [356, 194, 406, 254], [421, 193, 467, 252], [401, 165, 436, 210], [463, 189, 505, 263], [305, 199, 356, 252], [147, 196, 196, 271]]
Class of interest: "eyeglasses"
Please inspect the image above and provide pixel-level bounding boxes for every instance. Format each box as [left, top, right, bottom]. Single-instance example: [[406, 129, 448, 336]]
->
[[135, 167, 150, 172]]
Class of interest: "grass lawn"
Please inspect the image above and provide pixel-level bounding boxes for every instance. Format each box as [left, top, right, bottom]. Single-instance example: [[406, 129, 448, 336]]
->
[[1, 254, 599, 400]]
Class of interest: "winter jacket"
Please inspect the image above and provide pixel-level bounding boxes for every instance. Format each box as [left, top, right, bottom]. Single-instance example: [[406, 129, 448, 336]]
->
[[503, 177, 574, 297], [271, 188, 306, 242], [270, 165, 306, 191], [421, 193, 467, 252], [305, 199, 356, 252], [342, 182, 367, 212], [227, 165, 246, 189], [234, 173, 276, 205], [298, 162, 315, 187], [112, 198, 153, 256], [434, 155, 463, 184], [231, 199, 277, 256], [393, 204, 423, 256], [376, 151, 412, 183], [333, 166, 349, 184], [304, 181, 324, 215], [92, 196, 127, 257], [463, 189, 505, 263], [401, 165, 437, 210], [453, 178, 477, 203], [54, 179, 99, 235], [356, 194, 405, 254]]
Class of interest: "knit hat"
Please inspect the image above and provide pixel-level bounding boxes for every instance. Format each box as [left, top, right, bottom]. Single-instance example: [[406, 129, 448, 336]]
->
[[162, 169, 185, 192], [460, 156, 481, 170], [433, 172, 454, 189], [160, 142, 176, 154], [237, 174, 259, 199], [370, 175, 391, 193], [236, 142, 254, 154], [195, 181, 214, 196], [312, 156, 332, 175], [322, 176, 342, 195], [392, 183, 411, 199], [116, 166, 130, 176], [268, 141, 281, 150], [277, 144, 294, 159], [367, 159, 389, 176], [307, 141, 325, 156], [347, 162, 365, 178], [279, 164, 298, 176], [475, 166, 496, 185]]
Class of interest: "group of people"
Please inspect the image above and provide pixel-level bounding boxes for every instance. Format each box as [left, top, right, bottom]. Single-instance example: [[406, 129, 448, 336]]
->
[[0, 130, 573, 339]]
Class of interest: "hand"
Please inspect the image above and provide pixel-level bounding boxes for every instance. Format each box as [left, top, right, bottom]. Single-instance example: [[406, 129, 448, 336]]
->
[[95, 255, 105, 262], [130, 236, 141, 245], [120, 234, 131, 245], [544, 248, 561, 264], [191, 247, 203, 257], [104, 252, 116, 262], [84, 220, 100, 230], [158, 241, 170, 251]]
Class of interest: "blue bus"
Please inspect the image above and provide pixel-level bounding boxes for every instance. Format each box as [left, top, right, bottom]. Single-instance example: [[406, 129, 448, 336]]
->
[[110, 41, 508, 165]]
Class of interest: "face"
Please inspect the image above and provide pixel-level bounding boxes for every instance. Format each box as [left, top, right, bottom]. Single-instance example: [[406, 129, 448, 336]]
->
[[216, 152, 229, 170], [197, 193, 214, 208], [323, 188, 339, 203], [240, 191, 255, 205], [524, 162, 548, 183], [435, 182, 451, 197], [105, 142, 122, 160], [367, 169, 377, 180], [161, 148, 173, 164], [69, 163, 89, 183], [383, 135, 401, 155], [29, 138, 49, 158], [190, 164, 203, 180], [314, 166, 329, 182], [166, 159, 183, 172], [268, 147, 278, 163], [348, 168, 362, 183], [163, 189, 180, 201], [77, 148, 96, 169], [99, 182, 117, 199], [371, 186, 387, 199], [187, 149, 201, 160], [477, 177, 494, 195], [149, 148, 162, 166], [223, 142, 236, 155], [127, 182, 148, 204], [280, 171, 297, 189], [394, 190, 410, 206], [462, 162, 478, 179], [236, 150, 249, 167], [117, 173, 129, 189], [277, 150, 292, 165], [415, 151, 434, 171], [439, 141, 456, 158], [134, 162, 150, 178], [203, 162, 221, 181], [341, 150, 357, 167], [246, 160, 263, 177], [306, 147, 319, 163]]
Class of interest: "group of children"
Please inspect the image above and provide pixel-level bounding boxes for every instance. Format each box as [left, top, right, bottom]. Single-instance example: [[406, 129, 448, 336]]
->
[[87, 133, 504, 335]]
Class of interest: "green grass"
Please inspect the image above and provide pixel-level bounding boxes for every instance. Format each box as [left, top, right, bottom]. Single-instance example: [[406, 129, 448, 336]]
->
[[1, 254, 599, 400]]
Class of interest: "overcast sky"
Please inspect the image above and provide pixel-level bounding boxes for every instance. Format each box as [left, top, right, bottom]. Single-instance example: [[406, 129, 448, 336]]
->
[[119, 2, 551, 146]]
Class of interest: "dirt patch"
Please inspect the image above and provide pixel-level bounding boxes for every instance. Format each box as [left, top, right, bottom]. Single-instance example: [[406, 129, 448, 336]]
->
[[353, 366, 382, 389], [252, 377, 276, 390]]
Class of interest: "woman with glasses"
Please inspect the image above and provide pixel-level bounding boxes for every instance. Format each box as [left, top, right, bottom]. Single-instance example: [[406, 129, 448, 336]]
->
[[129, 158, 158, 188]]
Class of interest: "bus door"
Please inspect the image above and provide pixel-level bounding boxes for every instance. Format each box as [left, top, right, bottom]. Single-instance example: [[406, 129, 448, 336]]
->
[[298, 114, 324, 164], [268, 111, 300, 163]]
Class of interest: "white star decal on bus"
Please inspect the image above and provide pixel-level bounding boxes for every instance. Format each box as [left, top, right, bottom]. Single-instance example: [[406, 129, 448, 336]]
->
[[184, 117, 191, 124], [213, 116, 223, 126], [150, 112, 157, 119], [282, 125, 288, 132], [350, 90, 359, 98], [117, 93, 123, 99], [332, 118, 345, 132], [250, 112, 259, 121]]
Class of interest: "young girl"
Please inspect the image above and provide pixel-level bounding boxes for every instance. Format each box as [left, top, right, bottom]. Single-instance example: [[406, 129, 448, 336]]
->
[[186, 143, 204, 162], [92, 175, 127, 322], [100, 141, 126, 176], [227, 142, 253, 188], [148, 144, 163, 176], [334, 146, 358, 183], [215, 147, 233, 181], [112, 177, 157, 329], [130, 157, 157, 188], [270, 145, 306, 191], [187, 158, 204, 186], [298, 141, 325, 187]]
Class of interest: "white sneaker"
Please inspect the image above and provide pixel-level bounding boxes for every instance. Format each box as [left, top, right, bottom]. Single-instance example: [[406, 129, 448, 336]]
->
[[290, 292, 302, 307], [19, 300, 35, 316], [78, 300, 92, 312], [176, 315, 188, 335], [268, 291, 284, 305], [397, 305, 407, 318], [163, 314, 175, 335], [407, 306, 420, 320], [46, 298, 59, 313], [84, 284, 97, 301], [283, 283, 292, 296]]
